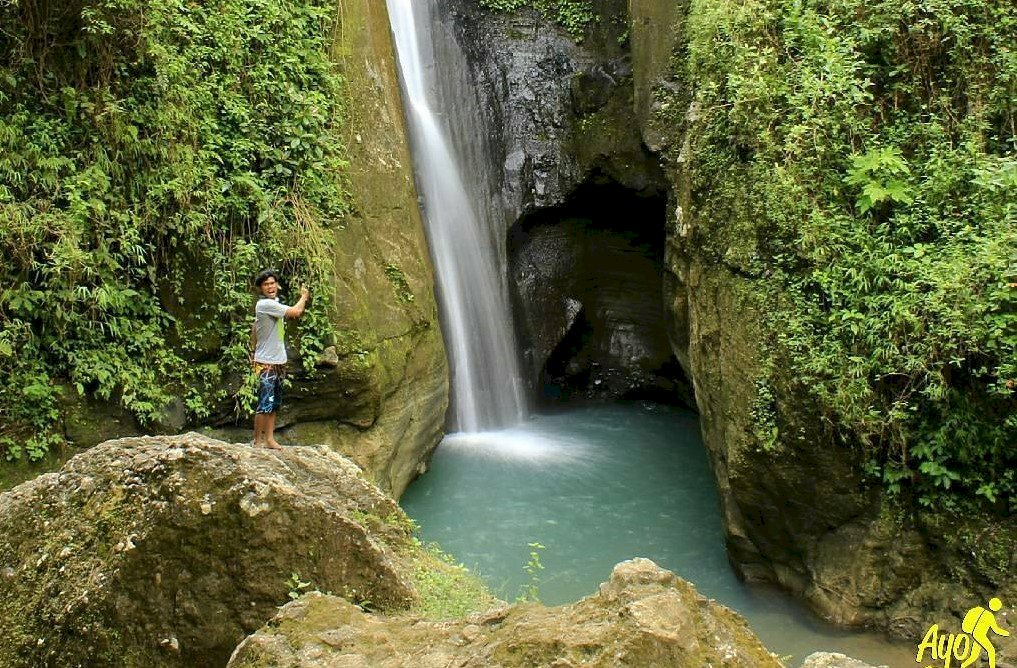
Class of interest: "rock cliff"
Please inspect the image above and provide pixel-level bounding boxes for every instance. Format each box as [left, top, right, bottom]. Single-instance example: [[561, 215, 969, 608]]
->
[[228, 558, 781, 668], [274, 0, 448, 498], [636, 0, 1017, 649], [800, 653, 884, 668], [432, 0, 689, 402]]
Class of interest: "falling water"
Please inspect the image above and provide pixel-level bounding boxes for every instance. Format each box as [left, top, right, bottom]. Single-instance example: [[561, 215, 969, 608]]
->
[[387, 0, 526, 431]]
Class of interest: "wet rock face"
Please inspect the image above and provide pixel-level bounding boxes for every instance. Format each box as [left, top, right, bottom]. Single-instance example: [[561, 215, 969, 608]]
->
[[0, 434, 417, 668], [433, 0, 664, 236], [508, 179, 690, 404], [228, 558, 782, 668], [436, 0, 685, 404]]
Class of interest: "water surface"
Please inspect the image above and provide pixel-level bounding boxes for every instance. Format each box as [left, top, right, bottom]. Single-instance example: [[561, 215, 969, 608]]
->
[[400, 402, 914, 667]]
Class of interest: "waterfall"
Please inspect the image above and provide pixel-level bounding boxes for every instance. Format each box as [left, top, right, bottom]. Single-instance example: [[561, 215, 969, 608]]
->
[[386, 0, 526, 432]]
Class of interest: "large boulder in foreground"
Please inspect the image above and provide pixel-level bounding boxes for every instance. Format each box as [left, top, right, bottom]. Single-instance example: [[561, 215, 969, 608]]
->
[[228, 558, 781, 668], [0, 434, 418, 668]]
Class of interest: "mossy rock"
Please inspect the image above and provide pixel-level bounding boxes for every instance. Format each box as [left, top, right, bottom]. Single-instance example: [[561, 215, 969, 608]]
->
[[0, 434, 421, 667], [228, 558, 781, 667]]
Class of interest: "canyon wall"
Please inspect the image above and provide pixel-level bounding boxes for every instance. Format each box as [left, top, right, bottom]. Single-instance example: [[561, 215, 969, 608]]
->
[[438, 0, 1016, 650]]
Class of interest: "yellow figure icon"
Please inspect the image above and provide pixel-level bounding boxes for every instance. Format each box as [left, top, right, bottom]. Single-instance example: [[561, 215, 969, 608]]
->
[[961, 597, 1010, 668]]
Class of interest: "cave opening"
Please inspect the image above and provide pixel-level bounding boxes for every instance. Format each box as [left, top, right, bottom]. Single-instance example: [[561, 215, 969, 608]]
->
[[507, 172, 693, 409]]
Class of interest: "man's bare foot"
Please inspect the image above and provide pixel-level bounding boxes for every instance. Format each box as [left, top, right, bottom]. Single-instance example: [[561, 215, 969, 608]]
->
[[265, 440, 283, 450]]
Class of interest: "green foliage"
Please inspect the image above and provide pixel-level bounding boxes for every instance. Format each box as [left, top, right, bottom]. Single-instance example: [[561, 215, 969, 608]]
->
[[749, 378, 780, 453], [844, 148, 914, 214], [516, 541, 546, 602], [383, 263, 415, 304], [409, 540, 496, 619], [478, 0, 597, 40], [0, 0, 350, 459], [286, 571, 313, 601], [346, 508, 493, 619], [673, 0, 1016, 509]]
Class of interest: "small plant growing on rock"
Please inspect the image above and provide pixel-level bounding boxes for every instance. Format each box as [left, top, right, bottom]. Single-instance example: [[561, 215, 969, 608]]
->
[[409, 541, 495, 620], [516, 541, 546, 603], [286, 572, 312, 601], [478, 0, 597, 41]]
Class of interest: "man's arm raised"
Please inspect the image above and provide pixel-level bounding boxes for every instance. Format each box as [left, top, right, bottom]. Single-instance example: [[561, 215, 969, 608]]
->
[[286, 285, 310, 319]]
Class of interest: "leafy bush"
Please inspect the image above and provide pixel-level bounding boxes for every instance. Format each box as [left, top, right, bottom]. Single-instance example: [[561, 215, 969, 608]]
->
[[673, 0, 1016, 509], [0, 0, 349, 459]]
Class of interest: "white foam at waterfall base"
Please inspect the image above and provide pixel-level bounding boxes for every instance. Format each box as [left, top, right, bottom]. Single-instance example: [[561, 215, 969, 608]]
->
[[440, 428, 594, 466]]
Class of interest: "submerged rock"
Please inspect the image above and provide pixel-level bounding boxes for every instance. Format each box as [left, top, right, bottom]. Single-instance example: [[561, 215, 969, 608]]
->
[[0, 433, 418, 667], [228, 558, 781, 668]]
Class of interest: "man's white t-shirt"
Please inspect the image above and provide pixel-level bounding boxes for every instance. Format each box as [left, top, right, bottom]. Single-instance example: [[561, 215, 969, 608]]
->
[[254, 298, 290, 365]]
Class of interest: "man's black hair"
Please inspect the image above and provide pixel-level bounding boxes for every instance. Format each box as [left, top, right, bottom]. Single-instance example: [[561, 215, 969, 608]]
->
[[254, 269, 280, 287]]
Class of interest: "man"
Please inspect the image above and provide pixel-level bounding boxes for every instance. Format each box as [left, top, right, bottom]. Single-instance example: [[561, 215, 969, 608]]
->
[[251, 269, 309, 449]]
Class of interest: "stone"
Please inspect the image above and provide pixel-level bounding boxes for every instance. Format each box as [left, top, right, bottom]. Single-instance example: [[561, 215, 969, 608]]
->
[[317, 346, 340, 369], [60, 384, 141, 447], [150, 397, 188, 434], [0, 433, 419, 667], [228, 559, 782, 668], [800, 652, 885, 668]]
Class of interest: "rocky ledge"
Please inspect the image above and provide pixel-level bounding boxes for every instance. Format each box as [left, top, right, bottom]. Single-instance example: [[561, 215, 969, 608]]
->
[[0, 434, 421, 667], [228, 558, 780, 668]]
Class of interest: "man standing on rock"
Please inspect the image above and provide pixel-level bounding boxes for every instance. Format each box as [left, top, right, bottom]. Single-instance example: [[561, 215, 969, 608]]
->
[[251, 269, 309, 449]]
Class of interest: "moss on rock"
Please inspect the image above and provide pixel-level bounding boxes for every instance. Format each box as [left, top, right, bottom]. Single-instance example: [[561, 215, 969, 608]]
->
[[228, 558, 781, 667], [0, 433, 426, 667], [631, 0, 1017, 649]]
